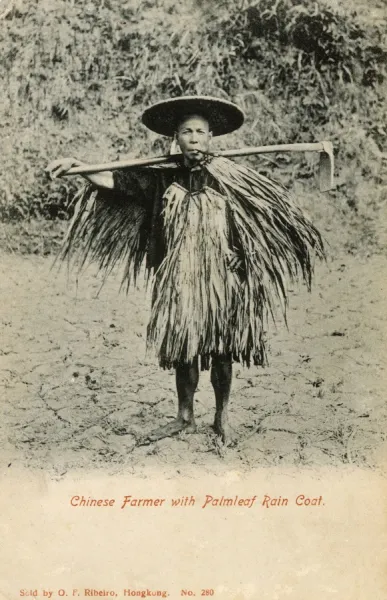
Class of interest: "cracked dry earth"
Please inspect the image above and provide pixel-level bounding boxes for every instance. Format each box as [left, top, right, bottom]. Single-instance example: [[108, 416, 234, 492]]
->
[[1, 252, 386, 478]]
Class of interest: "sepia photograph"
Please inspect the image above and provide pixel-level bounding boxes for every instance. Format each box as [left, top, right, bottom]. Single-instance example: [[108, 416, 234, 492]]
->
[[0, 0, 386, 598]]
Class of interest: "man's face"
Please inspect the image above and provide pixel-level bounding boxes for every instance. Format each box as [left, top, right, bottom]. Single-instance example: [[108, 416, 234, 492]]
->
[[175, 115, 212, 163]]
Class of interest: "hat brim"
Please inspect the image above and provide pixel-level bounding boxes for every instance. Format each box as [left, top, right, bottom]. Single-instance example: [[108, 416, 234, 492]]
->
[[141, 96, 245, 137]]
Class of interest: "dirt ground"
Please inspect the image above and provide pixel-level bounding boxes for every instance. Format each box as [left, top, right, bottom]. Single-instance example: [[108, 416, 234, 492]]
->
[[1, 250, 386, 478]]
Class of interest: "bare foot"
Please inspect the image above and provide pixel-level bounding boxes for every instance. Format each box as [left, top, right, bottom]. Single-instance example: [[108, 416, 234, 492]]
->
[[145, 417, 197, 443], [213, 413, 237, 447]]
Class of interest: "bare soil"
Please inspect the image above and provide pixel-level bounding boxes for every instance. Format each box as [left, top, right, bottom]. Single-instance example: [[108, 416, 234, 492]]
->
[[1, 251, 386, 478]]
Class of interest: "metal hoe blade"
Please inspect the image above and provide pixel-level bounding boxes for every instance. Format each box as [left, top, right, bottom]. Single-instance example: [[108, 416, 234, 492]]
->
[[318, 141, 334, 192]]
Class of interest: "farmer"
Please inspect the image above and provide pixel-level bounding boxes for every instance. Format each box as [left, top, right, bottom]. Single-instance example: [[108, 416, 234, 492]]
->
[[47, 96, 325, 445]]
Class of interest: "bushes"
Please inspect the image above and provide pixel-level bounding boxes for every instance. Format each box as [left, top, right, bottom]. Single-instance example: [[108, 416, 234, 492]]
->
[[0, 0, 385, 252]]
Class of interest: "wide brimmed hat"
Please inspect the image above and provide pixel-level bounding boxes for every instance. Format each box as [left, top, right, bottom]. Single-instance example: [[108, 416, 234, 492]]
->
[[141, 96, 245, 137]]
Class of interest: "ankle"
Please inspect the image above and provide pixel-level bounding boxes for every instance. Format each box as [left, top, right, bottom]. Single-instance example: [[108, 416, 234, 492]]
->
[[178, 411, 195, 424]]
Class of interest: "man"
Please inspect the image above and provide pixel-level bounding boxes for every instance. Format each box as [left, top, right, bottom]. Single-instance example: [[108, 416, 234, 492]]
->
[[47, 96, 325, 446]]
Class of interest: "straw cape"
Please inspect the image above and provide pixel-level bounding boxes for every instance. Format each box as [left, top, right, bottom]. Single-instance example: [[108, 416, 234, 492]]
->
[[59, 97, 325, 370]]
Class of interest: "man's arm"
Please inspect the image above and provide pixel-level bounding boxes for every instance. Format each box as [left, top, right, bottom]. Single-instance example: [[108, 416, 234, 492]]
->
[[46, 158, 114, 189]]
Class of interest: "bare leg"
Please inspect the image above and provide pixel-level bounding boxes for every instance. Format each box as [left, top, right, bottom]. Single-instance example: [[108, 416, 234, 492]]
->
[[211, 354, 233, 445], [176, 357, 199, 426], [146, 357, 199, 442]]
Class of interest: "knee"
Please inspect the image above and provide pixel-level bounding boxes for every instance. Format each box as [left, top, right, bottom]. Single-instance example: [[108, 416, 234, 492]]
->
[[177, 356, 198, 370], [211, 354, 232, 382], [212, 354, 232, 369], [176, 357, 199, 383]]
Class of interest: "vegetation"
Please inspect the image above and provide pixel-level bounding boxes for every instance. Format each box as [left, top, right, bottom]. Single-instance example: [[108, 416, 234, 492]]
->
[[0, 0, 386, 253]]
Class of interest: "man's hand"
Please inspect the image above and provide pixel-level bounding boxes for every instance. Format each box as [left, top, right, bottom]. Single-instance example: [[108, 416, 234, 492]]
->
[[45, 158, 114, 190], [45, 157, 83, 179]]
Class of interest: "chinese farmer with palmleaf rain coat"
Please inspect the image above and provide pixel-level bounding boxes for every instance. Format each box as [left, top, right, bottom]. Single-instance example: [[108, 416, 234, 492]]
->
[[47, 96, 325, 446]]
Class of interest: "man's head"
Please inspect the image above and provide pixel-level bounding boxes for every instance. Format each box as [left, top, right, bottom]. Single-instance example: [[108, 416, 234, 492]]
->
[[175, 114, 212, 164]]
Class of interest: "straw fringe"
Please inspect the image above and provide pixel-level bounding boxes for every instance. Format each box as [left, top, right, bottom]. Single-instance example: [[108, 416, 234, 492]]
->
[[206, 156, 326, 319], [58, 184, 149, 289]]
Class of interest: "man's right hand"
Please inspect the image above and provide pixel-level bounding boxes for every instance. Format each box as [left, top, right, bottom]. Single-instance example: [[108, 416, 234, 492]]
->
[[46, 157, 115, 190], [45, 157, 83, 179]]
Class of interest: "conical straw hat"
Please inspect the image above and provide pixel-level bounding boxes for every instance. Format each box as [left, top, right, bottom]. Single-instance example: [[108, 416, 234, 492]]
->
[[141, 95, 245, 137]]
